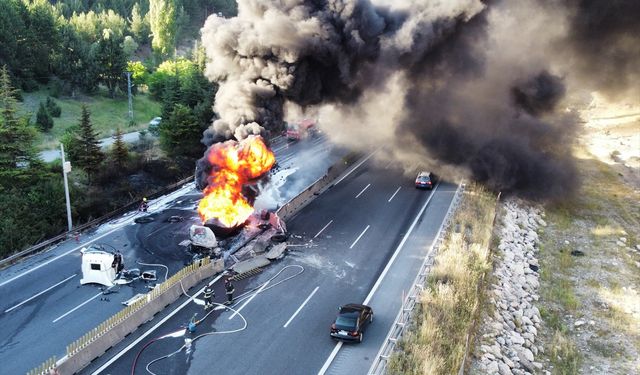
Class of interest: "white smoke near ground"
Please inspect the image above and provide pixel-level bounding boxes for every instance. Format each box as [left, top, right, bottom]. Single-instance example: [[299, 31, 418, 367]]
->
[[197, 0, 638, 201]]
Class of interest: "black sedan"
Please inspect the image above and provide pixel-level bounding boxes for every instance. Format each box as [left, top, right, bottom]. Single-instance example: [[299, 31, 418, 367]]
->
[[330, 304, 373, 343]]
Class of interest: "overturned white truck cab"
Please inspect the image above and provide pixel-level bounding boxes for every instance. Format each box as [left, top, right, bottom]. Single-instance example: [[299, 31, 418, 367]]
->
[[80, 246, 124, 287]]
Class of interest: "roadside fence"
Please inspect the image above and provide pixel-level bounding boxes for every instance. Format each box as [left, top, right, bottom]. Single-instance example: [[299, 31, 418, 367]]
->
[[368, 182, 466, 375]]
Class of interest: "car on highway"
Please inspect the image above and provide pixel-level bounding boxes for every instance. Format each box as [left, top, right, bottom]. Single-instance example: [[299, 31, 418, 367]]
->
[[330, 303, 373, 343], [415, 171, 436, 189]]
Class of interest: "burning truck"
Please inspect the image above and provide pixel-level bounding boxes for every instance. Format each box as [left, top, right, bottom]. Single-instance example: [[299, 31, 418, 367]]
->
[[285, 118, 317, 141], [189, 135, 286, 257]]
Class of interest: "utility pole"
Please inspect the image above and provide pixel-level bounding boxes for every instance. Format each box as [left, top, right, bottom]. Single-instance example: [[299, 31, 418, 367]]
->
[[126, 71, 133, 123], [60, 143, 73, 232]]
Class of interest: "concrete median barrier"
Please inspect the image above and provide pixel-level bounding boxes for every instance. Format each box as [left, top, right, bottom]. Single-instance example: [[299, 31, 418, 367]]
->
[[29, 258, 223, 375]]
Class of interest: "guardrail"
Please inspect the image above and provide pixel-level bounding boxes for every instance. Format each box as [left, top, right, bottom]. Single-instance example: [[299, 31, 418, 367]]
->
[[27, 257, 223, 375], [369, 182, 466, 375], [0, 174, 195, 269]]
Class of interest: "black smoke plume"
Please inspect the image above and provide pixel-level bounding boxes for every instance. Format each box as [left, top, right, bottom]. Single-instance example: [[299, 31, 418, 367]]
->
[[563, 0, 640, 100], [197, 0, 589, 200], [512, 71, 566, 116]]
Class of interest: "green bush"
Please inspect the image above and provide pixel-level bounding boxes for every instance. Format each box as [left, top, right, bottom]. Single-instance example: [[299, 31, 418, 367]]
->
[[36, 102, 54, 132], [46, 96, 62, 117]]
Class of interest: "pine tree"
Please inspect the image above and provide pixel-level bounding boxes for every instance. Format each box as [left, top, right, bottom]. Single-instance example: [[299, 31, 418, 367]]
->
[[36, 102, 54, 132], [0, 65, 38, 186], [74, 105, 104, 183], [46, 96, 61, 117], [159, 104, 205, 158], [111, 127, 128, 168], [161, 74, 181, 120]]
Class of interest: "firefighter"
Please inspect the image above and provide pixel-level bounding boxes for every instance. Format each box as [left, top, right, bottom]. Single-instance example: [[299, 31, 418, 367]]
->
[[203, 285, 215, 310], [224, 278, 235, 305], [188, 313, 197, 333], [139, 197, 148, 212], [112, 251, 124, 273]]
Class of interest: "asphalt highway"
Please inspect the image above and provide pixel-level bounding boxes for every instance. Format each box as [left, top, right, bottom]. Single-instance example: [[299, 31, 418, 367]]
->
[[82, 156, 459, 375], [0, 134, 339, 375]]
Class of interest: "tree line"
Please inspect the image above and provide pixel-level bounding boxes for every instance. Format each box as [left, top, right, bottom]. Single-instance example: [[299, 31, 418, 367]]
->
[[0, 0, 237, 258], [0, 0, 236, 96]]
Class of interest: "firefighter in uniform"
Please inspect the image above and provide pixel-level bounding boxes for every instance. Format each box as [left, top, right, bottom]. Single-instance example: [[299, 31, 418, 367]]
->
[[224, 278, 235, 305], [140, 197, 148, 212], [203, 285, 215, 310]]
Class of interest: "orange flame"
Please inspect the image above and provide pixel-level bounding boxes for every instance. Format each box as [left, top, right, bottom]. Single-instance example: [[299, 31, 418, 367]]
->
[[198, 136, 275, 227]]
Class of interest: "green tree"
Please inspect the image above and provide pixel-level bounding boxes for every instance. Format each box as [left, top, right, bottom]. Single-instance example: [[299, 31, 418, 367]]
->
[[159, 104, 205, 158], [0, 0, 27, 80], [46, 97, 61, 117], [21, 0, 58, 86], [122, 35, 139, 58], [161, 75, 181, 120], [69, 11, 100, 42], [54, 23, 98, 95], [127, 60, 147, 84], [149, 0, 178, 56], [130, 3, 150, 44], [70, 105, 104, 183], [94, 28, 127, 98], [0, 66, 39, 186], [99, 9, 127, 38], [111, 128, 129, 168], [36, 102, 54, 132]]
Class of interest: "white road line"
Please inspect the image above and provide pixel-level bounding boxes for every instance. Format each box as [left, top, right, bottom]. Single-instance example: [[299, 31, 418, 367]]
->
[[91, 273, 225, 375], [355, 183, 371, 198], [228, 279, 270, 320], [350, 225, 370, 249], [314, 220, 333, 239], [363, 182, 440, 305], [53, 291, 103, 323], [283, 286, 319, 328], [368, 181, 460, 375], [4, 274, 77, 313], [388, 186, 401, 202], [333, 148, 379, 186], [318, 182, 441, 374], [318, 341, 343, 375]]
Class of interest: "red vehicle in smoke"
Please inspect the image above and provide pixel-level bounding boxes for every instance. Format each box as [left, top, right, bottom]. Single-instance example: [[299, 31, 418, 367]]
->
[[285, 118, 317, 141]]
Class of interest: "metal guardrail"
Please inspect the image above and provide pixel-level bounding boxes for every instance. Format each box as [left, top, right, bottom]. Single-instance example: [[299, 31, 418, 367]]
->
[[26, 257, 214, 375], [368, 182, 466, 375], [0, 174, 195, 268]]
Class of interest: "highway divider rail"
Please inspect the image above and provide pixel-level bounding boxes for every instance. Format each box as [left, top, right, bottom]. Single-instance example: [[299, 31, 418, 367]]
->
[[27, 257, 223, 375], [368, 182, 466, 375]]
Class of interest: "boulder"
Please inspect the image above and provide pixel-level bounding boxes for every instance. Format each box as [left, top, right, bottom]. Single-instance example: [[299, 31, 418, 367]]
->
[[498, 361, 513, 375]]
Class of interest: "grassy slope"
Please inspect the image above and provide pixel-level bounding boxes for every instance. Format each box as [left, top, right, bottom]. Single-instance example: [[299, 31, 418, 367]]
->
[[536, 148, 640, 374], [20, 88, 161, 150], [387, 184, 497, 375]]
